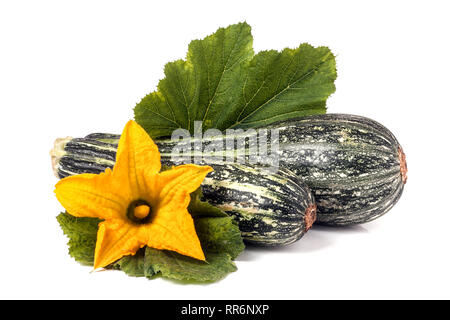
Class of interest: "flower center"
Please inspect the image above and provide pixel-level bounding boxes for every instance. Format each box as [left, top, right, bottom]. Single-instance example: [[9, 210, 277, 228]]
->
[[134, 205, 150, 219], [127, 200, 152, 224]]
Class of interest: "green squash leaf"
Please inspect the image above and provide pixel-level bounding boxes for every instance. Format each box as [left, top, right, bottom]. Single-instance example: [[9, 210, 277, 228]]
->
[[187, 23, 254, 132], [195, 217, 244, 260], [144, 248, 237, 282], [113, 248, 145, 277], [56, 212, 101, 266], [142, 216, 244, 282], [134, 22, 336, 138], [188, 188, 245, 260], [229, 45, 336, 129], [134, 60, 195, 138]]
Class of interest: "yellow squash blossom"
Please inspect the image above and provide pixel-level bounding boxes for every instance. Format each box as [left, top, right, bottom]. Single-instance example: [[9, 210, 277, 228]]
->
[[55, 120, 212, 270]]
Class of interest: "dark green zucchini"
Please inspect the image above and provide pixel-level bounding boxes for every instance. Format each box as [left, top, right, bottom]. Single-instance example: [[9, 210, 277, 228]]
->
[[267, 114, 407, 226], [51, 138, 316, 246], [51, 113, 406, 227], [201, 164, 316, 246]]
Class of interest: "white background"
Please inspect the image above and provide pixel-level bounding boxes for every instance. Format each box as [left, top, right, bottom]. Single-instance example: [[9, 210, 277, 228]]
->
[[1, 0, 449, 299]]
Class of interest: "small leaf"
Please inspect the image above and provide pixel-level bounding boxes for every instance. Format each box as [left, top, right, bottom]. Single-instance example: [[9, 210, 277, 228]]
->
[[114, 248, 145, 277], [195, 217, 245, 260], [56, 212, 101, 266], [144, 247, 237, 282]]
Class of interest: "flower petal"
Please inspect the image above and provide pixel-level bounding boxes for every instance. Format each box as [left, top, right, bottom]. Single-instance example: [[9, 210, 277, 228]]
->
[[113, 120, 161, 199], [55, 168, 126, 220], [150, 164, 213, 208], [137, 165, 212, 261], [94, 220, 143, 269], [141, 207, 205, 261]]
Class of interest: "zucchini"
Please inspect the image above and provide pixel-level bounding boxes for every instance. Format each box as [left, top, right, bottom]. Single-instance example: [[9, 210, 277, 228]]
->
[[52, 138, 316, 246], [268, 114, 407, 226], [51, 113, 406, 226]]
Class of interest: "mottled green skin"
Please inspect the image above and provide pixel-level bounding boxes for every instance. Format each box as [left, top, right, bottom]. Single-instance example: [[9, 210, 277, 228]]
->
[[56, 114, 405, 227], [200, 164, 315, 246], [266, 114, 405, 226]]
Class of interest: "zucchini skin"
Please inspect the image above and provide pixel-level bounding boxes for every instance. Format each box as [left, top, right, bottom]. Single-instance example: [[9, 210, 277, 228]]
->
[[53, 139, 316, 246], [52, 113, 406, 227], [268, 114, 406, 226], [201, 164, 316, 246]]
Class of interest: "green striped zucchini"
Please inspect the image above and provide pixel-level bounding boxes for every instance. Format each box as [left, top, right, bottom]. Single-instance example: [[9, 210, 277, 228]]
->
[[51, 113, 407, 227], [52, 139, 316, 246], [268, 113, 407, 226]]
